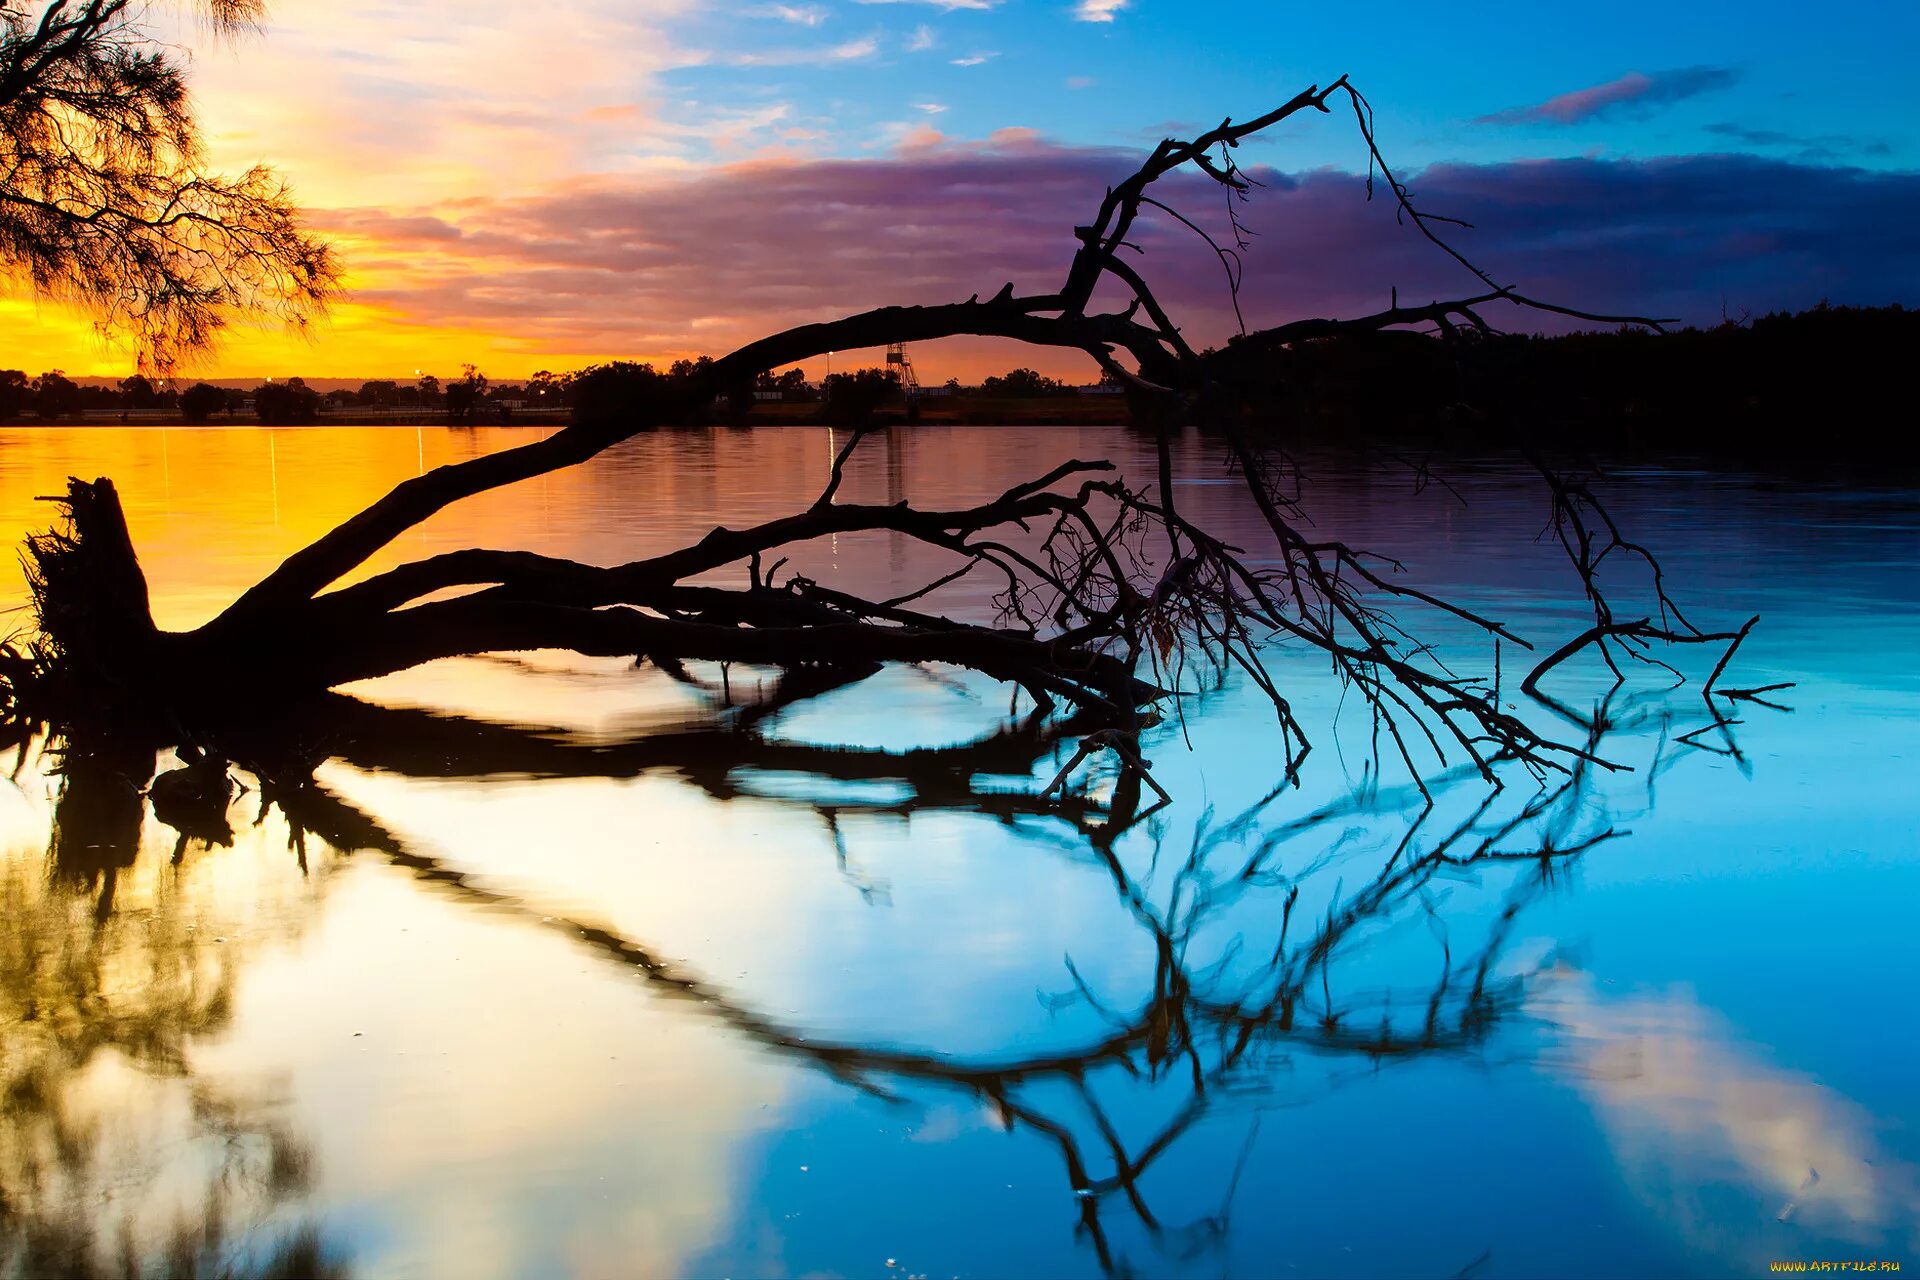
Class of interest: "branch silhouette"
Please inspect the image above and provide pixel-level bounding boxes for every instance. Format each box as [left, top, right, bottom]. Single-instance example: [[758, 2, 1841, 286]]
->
[[1, 77, 1761, 814]]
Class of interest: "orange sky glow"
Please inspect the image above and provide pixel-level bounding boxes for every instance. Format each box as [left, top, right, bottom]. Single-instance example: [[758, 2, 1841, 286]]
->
[[1, 1, 1114, 385]]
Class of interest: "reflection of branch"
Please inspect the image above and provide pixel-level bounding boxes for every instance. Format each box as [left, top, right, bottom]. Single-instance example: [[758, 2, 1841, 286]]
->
[[229, 691, 1134, 834], [249, 725, 1618, 1276], [4, 75, 1709, 819], [1517, 461, 1780, 766]]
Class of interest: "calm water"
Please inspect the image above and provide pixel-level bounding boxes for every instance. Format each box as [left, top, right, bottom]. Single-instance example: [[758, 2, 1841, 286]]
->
[[1, 425, 1916, 1279]]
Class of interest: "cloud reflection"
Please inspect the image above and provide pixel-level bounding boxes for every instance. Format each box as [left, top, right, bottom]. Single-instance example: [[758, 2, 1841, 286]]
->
[[1540, 971, 1920, 1254]]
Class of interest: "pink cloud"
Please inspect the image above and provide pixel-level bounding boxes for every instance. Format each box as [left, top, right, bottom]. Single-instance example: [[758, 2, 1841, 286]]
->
[[1479, 66, 1740, 126]]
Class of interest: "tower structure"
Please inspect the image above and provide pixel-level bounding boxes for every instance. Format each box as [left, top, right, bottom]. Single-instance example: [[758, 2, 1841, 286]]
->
[[885, 342, 920, 399]]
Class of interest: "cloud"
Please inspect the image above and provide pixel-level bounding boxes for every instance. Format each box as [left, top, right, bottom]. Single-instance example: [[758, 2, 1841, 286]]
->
[[725, 35, 881, 66], [1479, 66, 1740, 126], [1073, 0, 1127, 21], [854, 0, 999, 9], [162, 0, 710, 207], [308, 143, 1920, 376], [745, 2, 828, 23], [1065, 76, 1095, 90], [912, 102, 949, 114], [1704, 122, 1892, 163], [906, 23, 936, 51], [986, 125, 1041, 148], [892, 123, 948, 150], [950, 51, 997, 66]]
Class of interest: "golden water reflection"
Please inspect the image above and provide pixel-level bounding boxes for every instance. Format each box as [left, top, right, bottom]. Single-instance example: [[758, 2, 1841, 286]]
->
[[0, 753, 342, 1277]]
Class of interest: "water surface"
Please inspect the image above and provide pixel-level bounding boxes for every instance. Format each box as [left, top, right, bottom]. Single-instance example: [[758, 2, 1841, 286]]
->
[[1, 425, 1915, 1278]]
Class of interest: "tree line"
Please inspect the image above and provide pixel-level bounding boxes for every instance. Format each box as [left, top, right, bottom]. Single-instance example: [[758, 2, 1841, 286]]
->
[[0, 358, 1108, 426], [0, 364, 522, 425], [7, 305, 1909, 446], [1217, 302, 1920, 460]]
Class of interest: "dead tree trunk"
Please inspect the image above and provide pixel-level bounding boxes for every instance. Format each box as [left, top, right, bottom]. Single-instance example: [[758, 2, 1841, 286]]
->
[[2, 77, 1739, 794]]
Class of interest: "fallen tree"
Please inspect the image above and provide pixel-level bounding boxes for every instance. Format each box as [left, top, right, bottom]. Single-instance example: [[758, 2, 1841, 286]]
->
[[1, 77, 1757, 796]]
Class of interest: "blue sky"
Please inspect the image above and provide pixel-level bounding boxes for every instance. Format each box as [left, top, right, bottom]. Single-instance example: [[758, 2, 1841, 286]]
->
[[658, 0, 1915, 169]]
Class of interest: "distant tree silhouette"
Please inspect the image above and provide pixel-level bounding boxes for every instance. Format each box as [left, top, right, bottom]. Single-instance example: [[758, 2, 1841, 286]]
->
[[356, 380, 400, 408], [821, 367, 899, 425], [446, 364, 488, 423], [526, 370, 561, 407], [0, 1, 337, 371], [1219, 303, 1920, 459], [117, 374, 158, 410], [178, 382, 228, 423], [252, 380, 318, 424], [561, 358, 761, 427], [564, 361, 669, 429], [0, 368, 26, 418], [30, 370, 78, 420], [416, 374, 441, 407], [979, 367, 1071, 398]]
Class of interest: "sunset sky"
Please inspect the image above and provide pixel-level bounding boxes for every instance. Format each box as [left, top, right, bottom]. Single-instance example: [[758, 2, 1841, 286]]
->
[[6, 0, 1918, 382]]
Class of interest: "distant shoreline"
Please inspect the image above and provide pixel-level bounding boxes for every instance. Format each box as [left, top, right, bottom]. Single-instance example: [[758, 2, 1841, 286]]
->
[[0, 395, 1134, 430], [7, 304, 1913, 461]]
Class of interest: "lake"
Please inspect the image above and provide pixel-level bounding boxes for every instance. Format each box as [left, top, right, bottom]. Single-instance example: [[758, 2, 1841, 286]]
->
[[1, 424, 1916, 1279]]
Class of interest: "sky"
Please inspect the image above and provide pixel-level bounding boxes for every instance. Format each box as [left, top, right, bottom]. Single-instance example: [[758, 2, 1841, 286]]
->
[[4, 0, 1918, 382]]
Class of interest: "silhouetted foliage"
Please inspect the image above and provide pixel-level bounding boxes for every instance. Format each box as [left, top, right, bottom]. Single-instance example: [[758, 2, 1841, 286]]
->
[[356, 380, 400, 408], [445, 364, 488, 423], [755, 367, 809, 393], [0, 0, 338, 371], [0, 368, 25, 418], [30, 370, 77, 420], [565, 360, 672, 429], [178, 381, 228, 423], [251, 380, 318, 425], [117, 373, 157, 409], [1465, 304, 1920, 458], [1220, 304, 1920, 460], [978, 367, 1072, 398], [820, 367, 900, 425], [526, 370, 561, 407]]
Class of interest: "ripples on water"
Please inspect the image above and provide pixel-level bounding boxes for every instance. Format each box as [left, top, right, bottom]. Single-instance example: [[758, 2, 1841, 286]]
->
[[0, 425, 1916, 1279]]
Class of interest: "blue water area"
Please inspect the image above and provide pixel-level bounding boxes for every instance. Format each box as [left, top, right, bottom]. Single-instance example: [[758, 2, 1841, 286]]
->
[[0, 425, 1914, 1278]]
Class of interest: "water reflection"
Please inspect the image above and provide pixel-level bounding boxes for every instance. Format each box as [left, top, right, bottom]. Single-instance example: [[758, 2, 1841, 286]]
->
[[14, 677, 1632, 1277], [1, 743, 345, 1278], [1540, 973, 1920, 1256], [1, 426, 1916, 1277]]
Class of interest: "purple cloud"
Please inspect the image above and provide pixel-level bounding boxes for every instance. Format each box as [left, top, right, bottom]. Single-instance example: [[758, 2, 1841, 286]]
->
[[1478, 67, 1740, 126], [316, 142, 1920, 377], [1704, 122, 1891, 162]]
